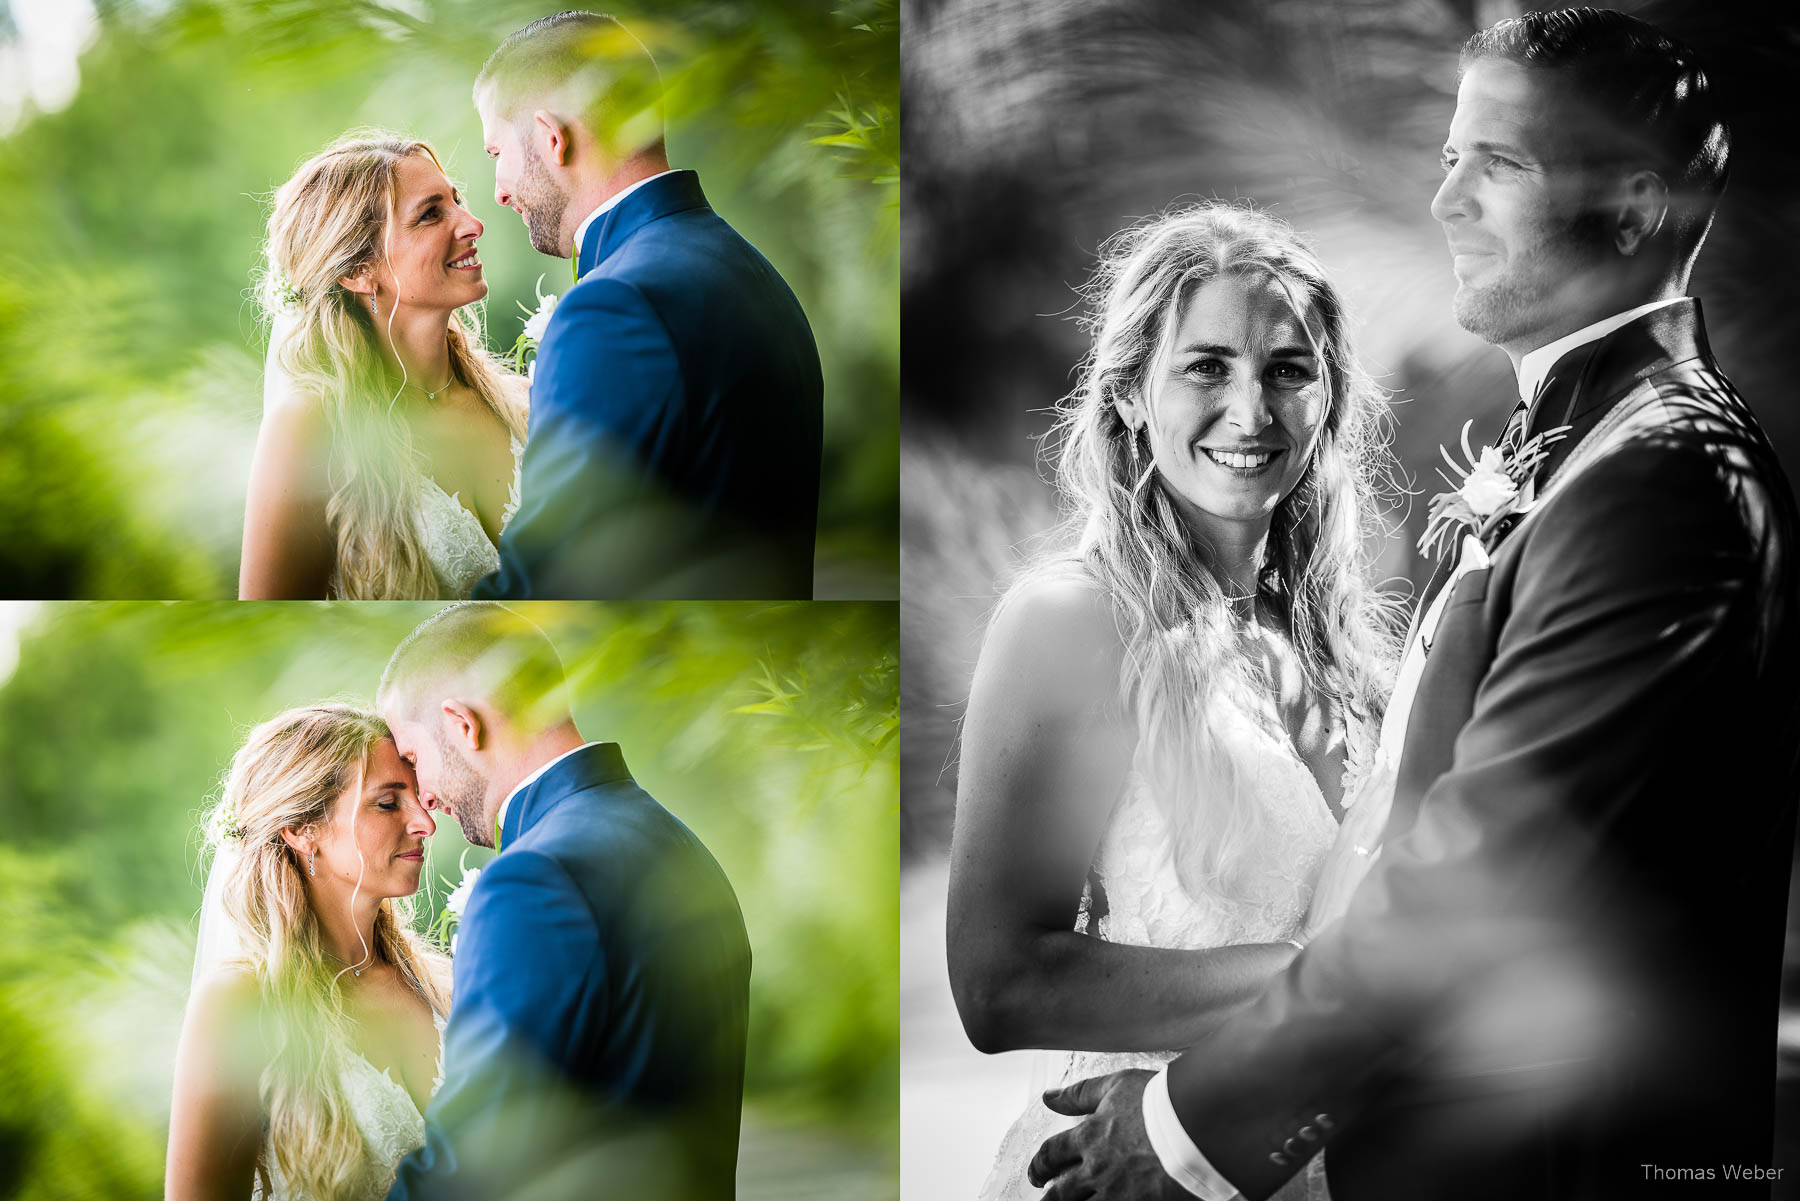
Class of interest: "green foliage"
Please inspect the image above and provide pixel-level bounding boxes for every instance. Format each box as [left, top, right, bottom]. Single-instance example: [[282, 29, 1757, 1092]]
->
[[0, 0, 898, 597], [0, 600, 898, 1195]]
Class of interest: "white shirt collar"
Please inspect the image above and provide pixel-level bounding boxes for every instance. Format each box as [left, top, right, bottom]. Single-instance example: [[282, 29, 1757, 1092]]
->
[[494, 740, 601, 845], [569, 169, 683, 264], [1515, 297, 1687, 404]]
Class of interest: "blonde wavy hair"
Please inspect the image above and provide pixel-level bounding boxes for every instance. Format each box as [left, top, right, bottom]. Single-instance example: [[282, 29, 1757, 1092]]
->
[[1008, 201, 1403, 902], [257, 131, 527, 599], [200, 703, 450, 1200]]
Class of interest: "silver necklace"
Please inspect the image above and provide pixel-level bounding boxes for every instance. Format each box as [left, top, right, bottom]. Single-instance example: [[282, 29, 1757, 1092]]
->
[[325, 949, 374, 978], [408, 375, 453, 402]]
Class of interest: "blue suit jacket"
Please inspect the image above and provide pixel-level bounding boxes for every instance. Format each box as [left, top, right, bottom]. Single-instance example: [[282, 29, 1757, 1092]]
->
[[474, 170, 822, 600], [387, 744, 751, 1201]]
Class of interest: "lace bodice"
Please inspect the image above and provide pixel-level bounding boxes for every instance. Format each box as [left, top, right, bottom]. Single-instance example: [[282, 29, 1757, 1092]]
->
[[979, 706, 1368, 1201], [417, 437, 523, 599], [252, 1014, 444, 1201]]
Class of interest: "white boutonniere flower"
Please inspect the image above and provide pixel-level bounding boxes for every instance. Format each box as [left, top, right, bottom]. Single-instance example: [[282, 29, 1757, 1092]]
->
[[1457, 446, 1518, 516], [508, 275, 560, 376], [446, 867, 481, 917], [522, 292, 558, 342], [428, 852, 483, 950], [1418, 418, 1570, 562]]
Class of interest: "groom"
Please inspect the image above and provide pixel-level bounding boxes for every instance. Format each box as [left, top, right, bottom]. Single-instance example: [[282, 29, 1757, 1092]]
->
[[471, 11, 823, 600], [379, 602, 751, 1200], [1032, 10, 1798, 1199]]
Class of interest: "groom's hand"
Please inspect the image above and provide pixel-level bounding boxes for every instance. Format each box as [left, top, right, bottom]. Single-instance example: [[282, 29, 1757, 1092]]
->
[[1027, 1068, 1191, 1200]]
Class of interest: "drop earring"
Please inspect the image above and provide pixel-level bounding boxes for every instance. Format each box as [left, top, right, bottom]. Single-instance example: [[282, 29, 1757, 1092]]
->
[[370, 285, 379, 319], [308, 849, 317, 877]]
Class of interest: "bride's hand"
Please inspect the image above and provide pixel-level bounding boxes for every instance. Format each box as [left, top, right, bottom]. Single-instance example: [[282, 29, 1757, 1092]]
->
[[1303, 770, 1394, 941]]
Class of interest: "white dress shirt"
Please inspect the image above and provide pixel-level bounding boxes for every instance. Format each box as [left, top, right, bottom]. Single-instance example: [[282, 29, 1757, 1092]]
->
[[493, 741, 601, 848], [569, 169, 683, 264], [1141, 295, 1691, 1197], [1514, 296, 1687, 405]]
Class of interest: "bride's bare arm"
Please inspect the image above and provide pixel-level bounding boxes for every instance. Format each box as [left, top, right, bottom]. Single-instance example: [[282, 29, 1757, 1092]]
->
[[947, 575, 1298, 1054], [239, 388, 334, 599], [166, 970, 265, 1201]]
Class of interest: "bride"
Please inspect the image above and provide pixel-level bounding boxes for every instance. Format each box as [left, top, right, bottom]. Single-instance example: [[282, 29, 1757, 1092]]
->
[[948, 203, 1400, 1200], [166, 704, 449, 1200], [240, 132, 528, 600]]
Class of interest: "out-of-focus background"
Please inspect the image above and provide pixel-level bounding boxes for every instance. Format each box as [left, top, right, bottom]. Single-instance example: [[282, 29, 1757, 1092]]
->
[[900, 0, 1800, 1195], [0, 0, 897, 599], [0, 600, 897, 1200]]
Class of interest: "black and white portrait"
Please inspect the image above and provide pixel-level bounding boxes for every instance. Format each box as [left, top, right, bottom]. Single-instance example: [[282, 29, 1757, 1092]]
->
[[902, 2, 1800, 1197]]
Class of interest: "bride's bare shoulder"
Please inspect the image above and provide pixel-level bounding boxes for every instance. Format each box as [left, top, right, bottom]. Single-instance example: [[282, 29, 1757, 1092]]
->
[[974, 562, 1124, 710], [176, 966, 271, 1084], [989, 562, 1122, 653], [186, 965, 262, 1026]]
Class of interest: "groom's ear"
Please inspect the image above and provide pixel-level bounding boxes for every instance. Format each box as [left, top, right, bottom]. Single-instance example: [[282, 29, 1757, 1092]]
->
[[531, 110, 572, 167], [1611, 169, 1669, 257], [441, 699, 485, 752]]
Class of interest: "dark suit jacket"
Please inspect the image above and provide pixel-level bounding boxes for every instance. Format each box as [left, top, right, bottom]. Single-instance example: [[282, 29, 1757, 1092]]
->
[[1167, 301, 1800, 1199], [387, 744, 751, 1201], [474, 170, 822, 600]]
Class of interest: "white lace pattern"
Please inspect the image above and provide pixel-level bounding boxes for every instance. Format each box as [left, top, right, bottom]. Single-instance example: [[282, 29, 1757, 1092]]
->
[[978, 706, 1364, 1201], [252, 1013, 445, 1201], [417, 437, 523, 599]]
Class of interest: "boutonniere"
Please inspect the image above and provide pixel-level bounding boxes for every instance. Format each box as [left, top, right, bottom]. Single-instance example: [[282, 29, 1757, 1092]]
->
[[507, 275, 560, 382], [1418, 417, 1570, 562], [427, 850, 482, 952]]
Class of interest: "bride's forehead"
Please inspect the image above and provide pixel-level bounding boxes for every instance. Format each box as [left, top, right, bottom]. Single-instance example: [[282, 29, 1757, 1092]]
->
[[395, 153, 452, 196]]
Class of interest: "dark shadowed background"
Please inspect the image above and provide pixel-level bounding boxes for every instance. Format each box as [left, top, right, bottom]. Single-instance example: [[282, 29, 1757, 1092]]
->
[[898, 1, 1800, 1194]]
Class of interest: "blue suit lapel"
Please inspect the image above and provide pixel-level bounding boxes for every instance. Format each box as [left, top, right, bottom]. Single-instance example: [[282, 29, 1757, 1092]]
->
[[499, 742, 633, 849], [575, 169, 710, 281]]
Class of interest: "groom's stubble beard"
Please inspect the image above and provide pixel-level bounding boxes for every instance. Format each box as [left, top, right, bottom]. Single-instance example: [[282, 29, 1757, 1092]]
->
[[434, 729, 494, 848], [1453, 207, 1612, 350], [516, 143, 570, 259]]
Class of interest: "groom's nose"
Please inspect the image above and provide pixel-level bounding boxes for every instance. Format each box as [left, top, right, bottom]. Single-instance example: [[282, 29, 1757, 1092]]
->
[[1432, 161, 1476, 225]]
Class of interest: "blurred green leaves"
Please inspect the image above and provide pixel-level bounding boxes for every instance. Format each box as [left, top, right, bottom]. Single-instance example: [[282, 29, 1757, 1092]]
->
[[0, 600, 898, 1196]]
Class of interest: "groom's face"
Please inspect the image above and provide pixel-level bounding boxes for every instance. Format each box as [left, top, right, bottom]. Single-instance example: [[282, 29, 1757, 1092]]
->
[[1431, 60, 1613, 355], [480, 99, 573, 258], [385, 711, 496, 848], [429, 727, 495, 848]]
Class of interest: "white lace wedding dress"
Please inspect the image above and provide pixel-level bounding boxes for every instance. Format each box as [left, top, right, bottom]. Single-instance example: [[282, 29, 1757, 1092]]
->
[[414, 437, 523, 599], [978, 705, 1369, 1201], [252, 1014, 444, 1201]]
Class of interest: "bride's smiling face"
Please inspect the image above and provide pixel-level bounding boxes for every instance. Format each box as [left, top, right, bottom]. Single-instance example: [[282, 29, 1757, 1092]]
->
[[307, 738, 436, 899], [362, 154, 488, 313], [1118, 272, 1330, 546]]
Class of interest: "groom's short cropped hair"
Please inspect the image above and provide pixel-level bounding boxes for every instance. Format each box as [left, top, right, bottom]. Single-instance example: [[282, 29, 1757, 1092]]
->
[[379, 602, 571, 731], [475, 11, 664, 150], [1461, 7, 1730, 260]]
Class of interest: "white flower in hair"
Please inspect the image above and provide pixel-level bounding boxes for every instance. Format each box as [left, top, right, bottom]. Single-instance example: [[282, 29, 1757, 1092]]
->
[[210, 798, 246, 845], [267, 268, 304, 310]]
